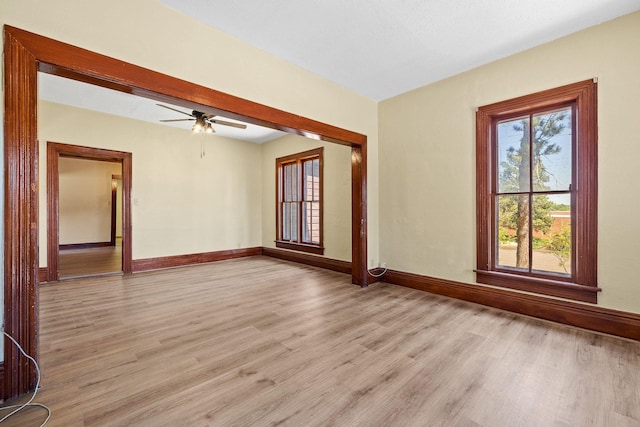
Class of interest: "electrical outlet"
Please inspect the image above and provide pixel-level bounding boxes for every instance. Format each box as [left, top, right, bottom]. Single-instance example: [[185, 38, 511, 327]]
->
[[380, 262, 387, 268]]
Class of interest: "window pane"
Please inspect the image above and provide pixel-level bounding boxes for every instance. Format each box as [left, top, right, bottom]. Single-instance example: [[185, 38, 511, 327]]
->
[[303, 160, 313, 201], [282, 203, 291, 240], [497, 194, 529, 271], [310, 201, 320, 243], [532, 194, 572, 275], [532, 108, 572, 191], [303, 158, 320, 202], [497, 116, 530, 193], [284, 164, 297, 202], [290, 203, 298, 241], [302, 201, 320, 244]]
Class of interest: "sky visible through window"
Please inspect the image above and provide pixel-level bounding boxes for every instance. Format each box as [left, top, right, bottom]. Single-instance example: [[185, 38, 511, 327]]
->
[[497, 108, 572, 206]]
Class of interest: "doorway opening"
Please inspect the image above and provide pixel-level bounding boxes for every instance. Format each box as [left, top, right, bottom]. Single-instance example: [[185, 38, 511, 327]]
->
[[47, 142, 133, 282], [4, 25, 367, 399]]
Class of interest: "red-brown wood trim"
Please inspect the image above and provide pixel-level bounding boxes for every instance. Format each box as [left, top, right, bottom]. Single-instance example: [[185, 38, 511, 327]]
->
[[38, 268, 48, 284], [352, 144, 368, 286], [131, 247, 263, 272], [476, 79, 597, 301], [11, 26, 366, 146], [275, 147, 325, 252], [3, 27, 40, 399], [476, 270, 599, 303], [262, 247, 352, 275], [0, 363, 4, 399], [383, 269, 640, 341], [59, 242, 114, 250], [110, 175, 120, 246], [275, 241, 325, 255], [46, 142, 60, 284], [3, 24, 367, 399], [47, 142, 133, 282]]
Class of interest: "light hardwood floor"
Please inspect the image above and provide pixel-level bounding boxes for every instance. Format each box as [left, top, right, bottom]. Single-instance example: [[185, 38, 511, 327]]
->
[[3, 257, 639, 426], [58, 243, 122, 279]]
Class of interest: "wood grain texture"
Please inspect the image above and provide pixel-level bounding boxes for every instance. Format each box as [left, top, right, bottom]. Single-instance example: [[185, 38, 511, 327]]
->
[[384, 268, 640, 341], [262, 247, 352, 275], [2, 257, 639, 426], [3, 25, 40, 399], [131, 247, 263, 272], [58, 245, 123, 279]]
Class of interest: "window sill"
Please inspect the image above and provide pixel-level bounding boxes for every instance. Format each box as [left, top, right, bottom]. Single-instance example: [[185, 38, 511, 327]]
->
[[475, 270, 600, 303], [275, 241, 325, 255]]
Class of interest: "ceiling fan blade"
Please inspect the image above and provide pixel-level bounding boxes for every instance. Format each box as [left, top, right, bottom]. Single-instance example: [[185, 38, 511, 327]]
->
[[156, 104, 194, 117], [209, 119, 247, 129], [159, 118, 195, 122]]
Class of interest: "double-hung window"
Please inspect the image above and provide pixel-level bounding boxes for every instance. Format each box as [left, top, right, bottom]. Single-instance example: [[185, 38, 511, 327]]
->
[[476, 80, 598, 303], [276, 147, 324, 254]]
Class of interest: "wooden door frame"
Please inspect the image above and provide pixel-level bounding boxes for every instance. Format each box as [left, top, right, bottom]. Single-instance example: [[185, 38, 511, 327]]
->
[[47, 142, 132, 282], [111, 174, 123, 246], [3, 25, 369, 398]]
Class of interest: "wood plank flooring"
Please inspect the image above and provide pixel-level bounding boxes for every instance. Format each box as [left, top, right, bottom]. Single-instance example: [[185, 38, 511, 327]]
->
[[3, 256, 639, 426], [58, 243, 122, 279]]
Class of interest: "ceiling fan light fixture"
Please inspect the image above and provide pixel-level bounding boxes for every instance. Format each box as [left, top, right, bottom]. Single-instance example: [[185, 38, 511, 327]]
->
[[205, 123, 215, 133], [192, 118, 205, 133]]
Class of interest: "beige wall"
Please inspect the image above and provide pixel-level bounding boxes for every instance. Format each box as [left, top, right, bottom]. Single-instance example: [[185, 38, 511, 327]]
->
[[1, 0, 638, 343], [261, 135, 352, 261], [0, 0, 380, 265], [39, 100, 264, 264], [58, 157, 122, 245], [379, 12, 640, 313]]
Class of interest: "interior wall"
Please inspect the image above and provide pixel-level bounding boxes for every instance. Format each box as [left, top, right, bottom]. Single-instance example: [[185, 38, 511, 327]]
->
[[261, 135, 352, 262], [38, 100, 263, 265], [0, 0, 380, 264], [58, 157, 122, 245], [378, 11, 640, 314]]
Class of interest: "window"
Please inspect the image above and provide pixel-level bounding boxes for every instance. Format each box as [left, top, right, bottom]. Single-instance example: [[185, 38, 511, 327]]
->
[[476, 80, 598, 303], [276, 147, 324, 254]]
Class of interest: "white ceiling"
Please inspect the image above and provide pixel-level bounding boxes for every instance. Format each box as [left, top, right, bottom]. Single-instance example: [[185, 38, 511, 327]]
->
[[159, 0, 640, 101], [38, 73, 287, 144]]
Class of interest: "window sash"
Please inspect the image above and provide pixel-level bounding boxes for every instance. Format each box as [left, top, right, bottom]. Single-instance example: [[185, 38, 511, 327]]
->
[[492, 105, 575, 278], [476, 80, 598, 303], [276, 148, 323, 254]]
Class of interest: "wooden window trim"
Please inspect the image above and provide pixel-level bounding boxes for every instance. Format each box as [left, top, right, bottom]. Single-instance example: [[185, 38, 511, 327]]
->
[[476, 80, 599, 303], [276, 147, 324, 255]]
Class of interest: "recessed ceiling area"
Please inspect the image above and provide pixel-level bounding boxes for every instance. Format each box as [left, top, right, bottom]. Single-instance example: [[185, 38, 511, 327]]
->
[[38, 73, 287, 144], [159, 0, 640, 100]]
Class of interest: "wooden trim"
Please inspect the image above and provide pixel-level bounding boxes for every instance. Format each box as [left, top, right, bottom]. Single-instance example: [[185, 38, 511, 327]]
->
[[0, 363, 4, 400], [131, 247, 263, 272], [275, 147, 324, 252], [275, 241, 325, 255], [352, 144, 368, 286], [3, 26, 40, 398], [3, 24, 367, 399], [47, 142, 133, 282], [476, 79, 598, 301], [38, 268, 48, 284], [476, 270, 599, 303], [110, 175, 118, 245], [383, 269, 640, 341], [262, 247, 352, 275], [60, 242, 114, 250]]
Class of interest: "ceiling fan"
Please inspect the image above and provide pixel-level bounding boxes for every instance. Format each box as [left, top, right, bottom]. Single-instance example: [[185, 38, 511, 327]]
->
[[157, 104, 247, 134]]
